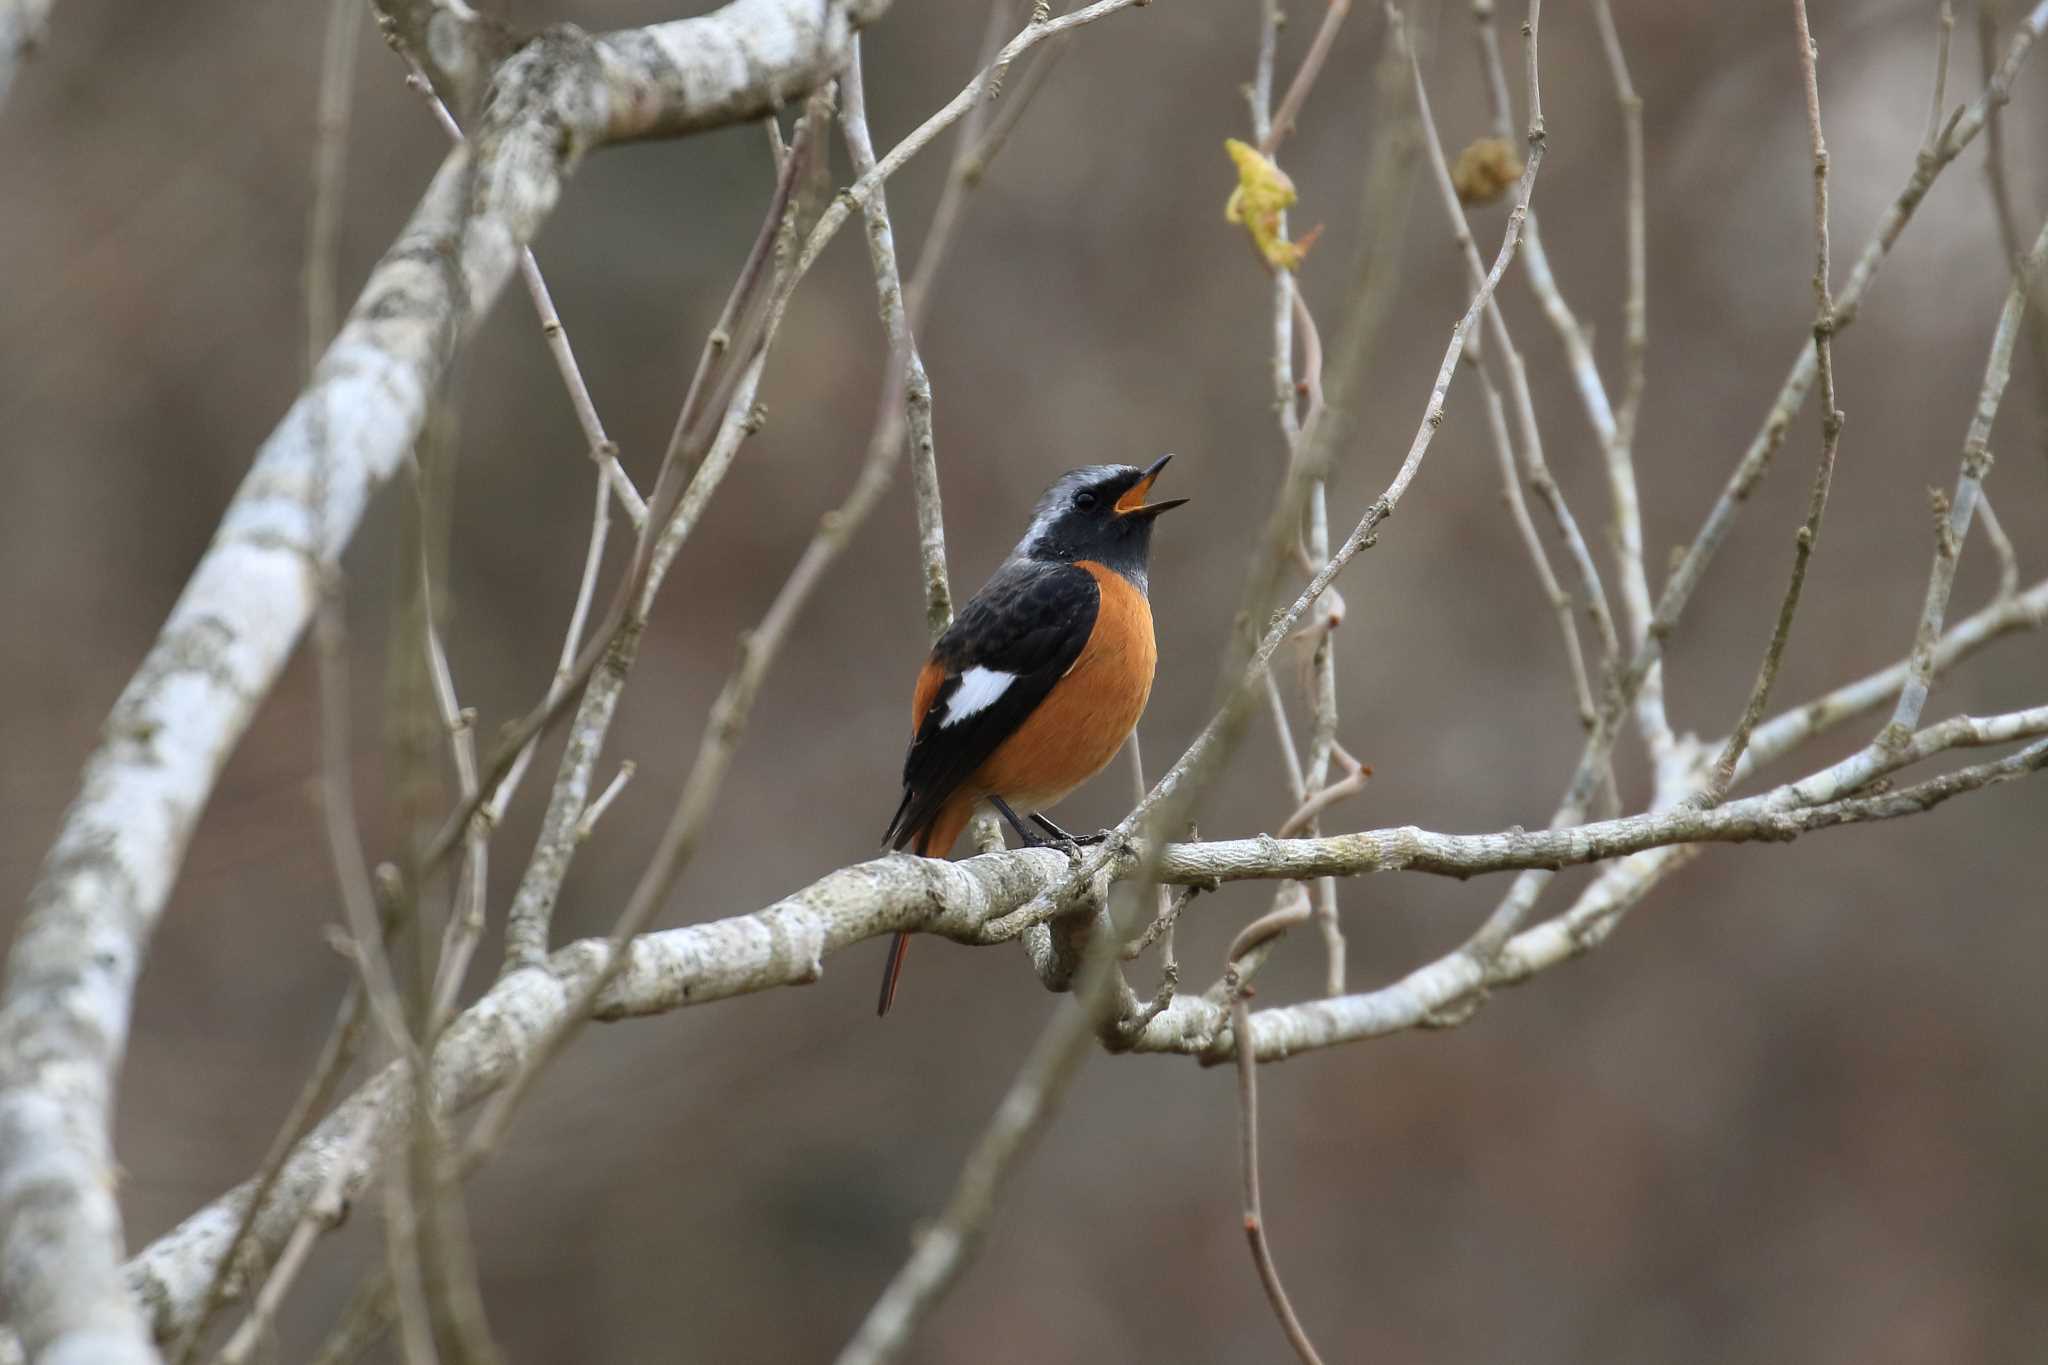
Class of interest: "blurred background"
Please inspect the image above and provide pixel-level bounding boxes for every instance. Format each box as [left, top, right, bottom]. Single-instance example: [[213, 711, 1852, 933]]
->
[[5, 0, 2048, 1359]]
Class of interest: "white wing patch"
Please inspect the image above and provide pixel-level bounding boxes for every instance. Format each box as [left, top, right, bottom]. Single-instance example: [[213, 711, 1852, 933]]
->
[[941, 667, 1016, 728]]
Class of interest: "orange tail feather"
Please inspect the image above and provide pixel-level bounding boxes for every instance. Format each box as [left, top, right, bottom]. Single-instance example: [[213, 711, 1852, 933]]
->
[[876, 932, 911, 1016], [875, 795, 977, 1017]]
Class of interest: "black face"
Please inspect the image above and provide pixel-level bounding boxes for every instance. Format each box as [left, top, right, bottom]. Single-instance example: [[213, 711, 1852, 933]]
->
[[1014, 455, 1187, 585]]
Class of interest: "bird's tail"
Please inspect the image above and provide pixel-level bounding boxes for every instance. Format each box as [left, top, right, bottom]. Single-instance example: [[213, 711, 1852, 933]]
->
[[876, 796, 974, 1016], [876, 931, 911, 1016]]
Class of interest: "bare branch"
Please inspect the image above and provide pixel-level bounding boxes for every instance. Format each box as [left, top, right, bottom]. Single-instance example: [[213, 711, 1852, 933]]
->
[[401, 63, 646, 526], [1923, 0, 1956, 155], [1701, 0, 1847, 802], [305, 0, 362, 371], [1882, 211, 2048, 741], [1615, 0, 2048, 786], [213, 1104, 384, 1365], [168, 992, 365, 1365], [1412, 21, 1619, 680], [1462, 0, 2048, 956], [1473, 349, 1598, 727], [89, 679, 2046, 1354], [1135, 733, 2048, 1064], [1975, 492, 2021, 601], [1259, 0, 1351, 156], [1976, 2, 2048, 463], [1478, 0, 1667, 758], [1734, 576, 2048, 786], [843, 36, 952, 638], [1232, 990, 1327, 1365]]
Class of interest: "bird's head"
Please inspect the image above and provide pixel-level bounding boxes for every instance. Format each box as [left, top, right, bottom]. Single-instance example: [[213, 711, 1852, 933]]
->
[[1011, 455, 1187, 588]]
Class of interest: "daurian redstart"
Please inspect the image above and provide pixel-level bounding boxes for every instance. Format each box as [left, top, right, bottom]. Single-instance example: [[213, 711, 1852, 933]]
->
[[878, 456, 1185, 1014]]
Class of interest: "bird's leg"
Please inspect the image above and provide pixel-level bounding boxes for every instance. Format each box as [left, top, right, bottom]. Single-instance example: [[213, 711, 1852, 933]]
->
[[1028, 812, 1108, 847], [990, 798, 1087, 862], [989, 797, 1051, 847]]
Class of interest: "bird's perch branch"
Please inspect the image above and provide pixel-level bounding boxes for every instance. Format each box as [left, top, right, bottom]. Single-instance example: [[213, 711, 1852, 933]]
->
[[75, 686, 2047, 1356]]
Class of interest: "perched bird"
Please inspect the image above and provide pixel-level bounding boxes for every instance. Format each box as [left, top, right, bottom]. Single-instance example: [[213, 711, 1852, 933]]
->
[[878, 456, 1186, 1015]]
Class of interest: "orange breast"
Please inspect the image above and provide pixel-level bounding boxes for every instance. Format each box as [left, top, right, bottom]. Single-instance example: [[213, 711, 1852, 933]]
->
[[972, 561, 1156, 809]]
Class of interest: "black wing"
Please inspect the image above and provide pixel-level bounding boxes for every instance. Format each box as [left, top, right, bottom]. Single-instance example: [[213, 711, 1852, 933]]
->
[[883, 560, 1100, 849]]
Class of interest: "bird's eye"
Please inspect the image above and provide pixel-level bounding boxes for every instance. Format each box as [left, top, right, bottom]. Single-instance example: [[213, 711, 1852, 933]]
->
[[1073, 490, 1099, 511]]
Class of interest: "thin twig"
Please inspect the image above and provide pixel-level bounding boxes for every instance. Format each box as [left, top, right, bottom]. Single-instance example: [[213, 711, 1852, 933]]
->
[[1976, 492, 2020, 601], [844, 36, 953, 639], [574, 761, 636, 842], [959, 32, 1069, 184], [1126, 733, 1176, 978], [1231, 989, 1327, 1365], [213, 1103, 384, 1365], [1264, 668, 1308, 800], [1701, 0, 1847, 803], [1585, 0, 1658, 731], [172, 990, 366, 1364], [1882, 211, 2048, 742], [379, 1143, 441, 1365], [404, 495, 493, 1035], [403, 66, 646, 527], [304, 0, 361, 374], [307, 1271, 395, 1365], [1477, 3, 1612, 443], [1260, 0, 1351, 156], [1923, 0, 1956, 155], [1249, 0, 1350, 1005], [1976, 0, 2048, 465], [518, 251, 646, 528], [492, 112, 821, 971], [1413, 22, 1619, 683], [1274, 750, 1371, 841], [1472, 348, 1597, 727], [314, 577, 417, 1072], [1732, 576, 2048, 785], [1480, 0, 1669, 758]]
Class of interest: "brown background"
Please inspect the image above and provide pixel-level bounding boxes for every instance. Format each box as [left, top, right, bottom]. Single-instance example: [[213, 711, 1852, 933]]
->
[[5, 0, 2048, 1360]]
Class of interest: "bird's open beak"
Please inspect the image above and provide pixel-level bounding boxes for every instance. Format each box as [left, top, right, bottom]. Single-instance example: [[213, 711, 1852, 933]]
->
[[1114, 453, 1190, 518]]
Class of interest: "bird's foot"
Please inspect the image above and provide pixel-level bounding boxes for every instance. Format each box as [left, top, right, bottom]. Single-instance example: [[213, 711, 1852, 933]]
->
[[1026, 812, 1101, 862], [1028, 812, 1109, 846], [1030, 830, 1088, 863]]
